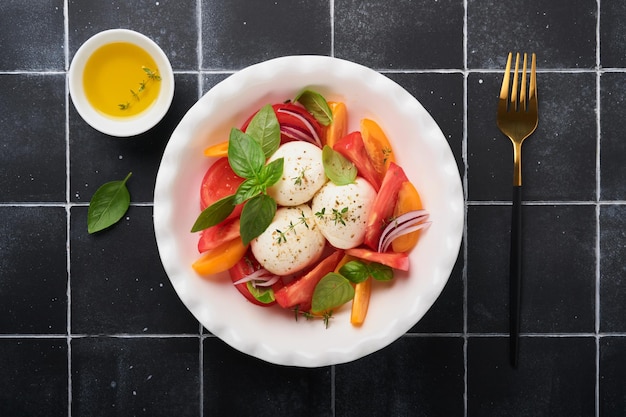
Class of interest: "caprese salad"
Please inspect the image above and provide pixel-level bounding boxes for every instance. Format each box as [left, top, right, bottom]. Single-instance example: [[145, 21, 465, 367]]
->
[[190, 89, 430, 327]]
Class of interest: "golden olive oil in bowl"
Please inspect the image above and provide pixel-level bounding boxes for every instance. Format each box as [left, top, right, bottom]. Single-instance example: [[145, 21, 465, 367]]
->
[[69, 29, 174, 137], [83, 42, 162, 118]]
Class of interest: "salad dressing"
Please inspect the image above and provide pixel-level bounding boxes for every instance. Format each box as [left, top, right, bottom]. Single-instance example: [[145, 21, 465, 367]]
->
[[82, 42, 160, 118]]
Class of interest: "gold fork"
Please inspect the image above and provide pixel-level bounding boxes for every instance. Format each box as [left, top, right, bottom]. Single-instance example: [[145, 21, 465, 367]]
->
[[496, 52, 538, 368]]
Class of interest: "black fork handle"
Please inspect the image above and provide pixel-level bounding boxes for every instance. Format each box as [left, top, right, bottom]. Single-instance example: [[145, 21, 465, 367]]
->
[[510, 185, 522, 368]]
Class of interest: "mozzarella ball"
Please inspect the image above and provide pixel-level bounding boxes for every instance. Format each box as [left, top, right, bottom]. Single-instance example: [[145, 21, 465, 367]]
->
[[267, 142, 327, 206], [311, 178, 377, 249], [251, 205, 325, 275]]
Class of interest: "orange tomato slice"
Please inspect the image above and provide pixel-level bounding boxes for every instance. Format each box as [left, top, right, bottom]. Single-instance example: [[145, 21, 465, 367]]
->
[[324, 101, 347, 148], [350, 278, 372, 326], [192, 236, 248, 276], [360, 118, 395, 175], [391, 181, 423, 253], [203, 140, 229, 158]]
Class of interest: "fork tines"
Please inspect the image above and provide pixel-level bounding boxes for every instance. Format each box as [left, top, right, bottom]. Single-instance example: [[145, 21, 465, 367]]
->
[[500, 52, 537, 112]]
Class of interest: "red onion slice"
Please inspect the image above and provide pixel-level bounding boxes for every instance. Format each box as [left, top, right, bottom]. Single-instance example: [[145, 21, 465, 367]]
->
[[378, 210, 431, 253], [277, 108, 322, 147], [281, 126, 316, 145], [252, 275, 280, 287], [232, 268, 274, 286]]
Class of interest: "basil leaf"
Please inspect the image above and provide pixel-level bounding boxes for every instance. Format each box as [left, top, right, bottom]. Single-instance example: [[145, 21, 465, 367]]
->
[[339, 260, 371, 283], [322, 145, 357, 185], [234, 179, 263, 205], [295, 89, 333, 126], [190, 194, 236, 232], [338, 260, 395, 283], [246, 282, 276, 304], [260, 158, 284, 188], [87, 172, 132, 234], [240, 193, 277, 245], [228, 128, 266, 179], [245, 104, 281, 158], [369, 262, 393, 281], [311, 273, 355, 314]]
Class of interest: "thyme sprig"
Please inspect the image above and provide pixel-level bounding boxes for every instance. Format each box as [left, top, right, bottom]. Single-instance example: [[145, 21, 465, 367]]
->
[[314, 206, 349, 226], [293, 306, 333, 328], [118, 66, 162, 110], [275, 210, 310, 244], [292, 167, 309, 186]]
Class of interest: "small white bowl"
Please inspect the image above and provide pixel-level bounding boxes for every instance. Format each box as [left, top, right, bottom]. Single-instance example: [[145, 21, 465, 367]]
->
[[69, 29, 174, 137]]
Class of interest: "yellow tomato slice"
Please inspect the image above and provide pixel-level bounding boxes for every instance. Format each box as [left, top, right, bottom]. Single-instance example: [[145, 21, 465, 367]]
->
[[324, 101, 347, 148], [360, 118, 396, 175], [391, 181, 423, 253], [192, 236, 248, 276], [203, 140, 229, 158], [350, 278, 372, 326]]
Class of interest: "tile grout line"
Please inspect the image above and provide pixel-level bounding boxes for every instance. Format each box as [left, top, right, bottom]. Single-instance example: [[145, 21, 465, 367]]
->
[[595, 1, 602, 416], [329, 0, 335, 58], [62, 1, 73, 416], [462, 0, 469, 416]]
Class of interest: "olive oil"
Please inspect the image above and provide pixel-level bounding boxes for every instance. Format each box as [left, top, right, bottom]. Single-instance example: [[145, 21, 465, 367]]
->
[[83, 42, 161, 118]]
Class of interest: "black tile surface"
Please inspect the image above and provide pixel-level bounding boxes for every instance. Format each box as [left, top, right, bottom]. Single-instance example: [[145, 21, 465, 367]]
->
[[467, 204, 596, 334], [70, 206, 198, 335], [0, 0, 65, 71], [335, 0, 464, 70], [72, 337, 200, 416], [204, 338, 332, 416], [600, 337, 626, 416], [201, 0, 331, 70], [599, 205, 626, 333], [599, 2, 626, 68], [2, 0, 625, 416], [468, 336, 596, 416], [0, 338, 68, 417], [335, 337, 465, 417], [600, 72, 626, 201], [0, 74, 66, 202], [467, 0, 597, 69], [0, 207, 67, 334]]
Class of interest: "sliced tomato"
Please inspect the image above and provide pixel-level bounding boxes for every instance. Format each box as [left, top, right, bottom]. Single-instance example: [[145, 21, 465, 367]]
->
[[200, 157, 245, 220], [360, 118, 396, 175], [241, 103, 322, 146], [324, 102, 347, 148], [346, 247, 409, 271], [391, 181, 423, 253], [228, 253, 283, 307], [351, 278, 372, 326], [332, 131, 382, 191], [203, 140, 229, 158], [198, 217, 240, 253], [363, 162, 409, 250], [192, 237, 248, 276], [274, 249, 344, 312]]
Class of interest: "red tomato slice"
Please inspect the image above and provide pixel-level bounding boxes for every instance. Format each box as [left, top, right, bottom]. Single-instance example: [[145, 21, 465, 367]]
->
[[274, 249, 344, 312], [200, 157, 245, 220], [332, 131, 383, 191], [346, 248, 409, 271], [228, 252, 283, 307], [198, 218, 240, 253], [363, 162, 409, 250]]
